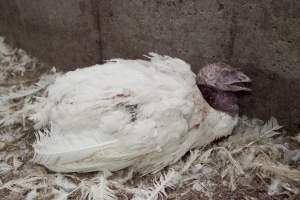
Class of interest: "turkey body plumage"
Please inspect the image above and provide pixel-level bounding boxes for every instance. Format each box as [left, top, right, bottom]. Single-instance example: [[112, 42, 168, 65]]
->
[[31, 53, 238, 174]]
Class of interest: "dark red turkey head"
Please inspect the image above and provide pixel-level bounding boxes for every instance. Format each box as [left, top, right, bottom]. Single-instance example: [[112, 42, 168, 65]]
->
[[197, 63, 251, 92], [196, 63, 251, 115]]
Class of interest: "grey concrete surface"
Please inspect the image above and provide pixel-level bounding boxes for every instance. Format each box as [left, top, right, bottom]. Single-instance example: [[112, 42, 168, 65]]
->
[[0, 0, 101, 70], [0, 0, 299, 131]]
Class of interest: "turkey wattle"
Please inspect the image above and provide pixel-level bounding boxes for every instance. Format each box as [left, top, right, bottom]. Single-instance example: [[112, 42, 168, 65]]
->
[[31, 53, 251, 174]]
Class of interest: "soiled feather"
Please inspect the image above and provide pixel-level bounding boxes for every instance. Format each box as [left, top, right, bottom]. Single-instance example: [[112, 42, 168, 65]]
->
[[0, 36, 36, 81], [0, 176, 47, 192], [0, 73, 57, 100], [0, 72, 59, 127]]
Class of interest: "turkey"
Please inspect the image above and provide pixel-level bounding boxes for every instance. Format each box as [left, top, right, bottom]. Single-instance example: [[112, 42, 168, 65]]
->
[[30, 53, 251, 174]]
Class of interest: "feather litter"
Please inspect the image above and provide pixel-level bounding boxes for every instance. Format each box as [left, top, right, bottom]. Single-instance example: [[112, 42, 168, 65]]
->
[[0, 37, 299, 200]]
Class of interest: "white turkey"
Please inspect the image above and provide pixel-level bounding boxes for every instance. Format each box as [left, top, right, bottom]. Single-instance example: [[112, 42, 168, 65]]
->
[[30, 53, 251, 174]]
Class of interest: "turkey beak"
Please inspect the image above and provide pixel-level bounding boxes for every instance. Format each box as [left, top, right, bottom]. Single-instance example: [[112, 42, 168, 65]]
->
[[224, 71, 252, 92]]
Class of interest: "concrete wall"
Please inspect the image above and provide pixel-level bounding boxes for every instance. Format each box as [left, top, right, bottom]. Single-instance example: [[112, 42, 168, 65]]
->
[[0, 0, 300, 132], [0, 0, 101, 69]]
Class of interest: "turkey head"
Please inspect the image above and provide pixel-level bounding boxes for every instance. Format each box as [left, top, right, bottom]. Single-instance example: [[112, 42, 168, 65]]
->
[[196, 63, 251, 116]]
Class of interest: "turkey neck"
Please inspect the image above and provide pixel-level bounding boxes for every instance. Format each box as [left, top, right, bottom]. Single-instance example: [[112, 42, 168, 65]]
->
[[197, 85, 239, 116]]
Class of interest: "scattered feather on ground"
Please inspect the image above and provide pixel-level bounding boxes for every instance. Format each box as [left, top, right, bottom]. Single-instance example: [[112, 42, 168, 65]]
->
[[0, 37, 299, 200]]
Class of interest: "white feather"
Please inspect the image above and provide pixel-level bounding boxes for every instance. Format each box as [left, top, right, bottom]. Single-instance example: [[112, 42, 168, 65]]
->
[[51, 188, 69, 200], [0, 163, 13, 175], [132, 169, 181, 200], [53, 174, 77, 192], [74, 175, 116, 200], [25, 189, 38, 200], [30, 53, 237, 174]]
